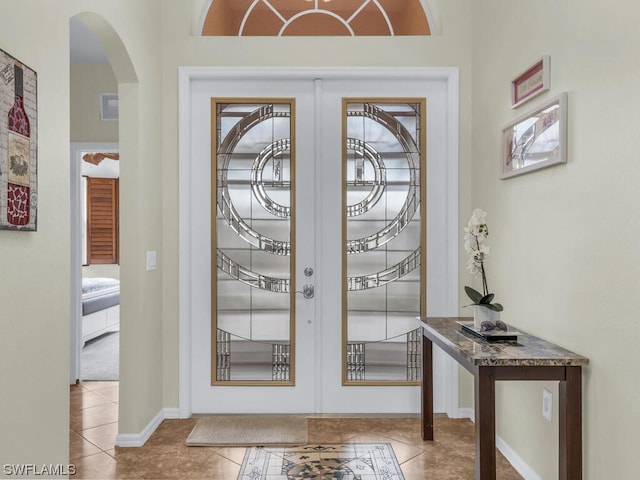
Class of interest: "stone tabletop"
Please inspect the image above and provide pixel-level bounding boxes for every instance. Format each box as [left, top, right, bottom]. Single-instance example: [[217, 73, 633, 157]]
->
[[418, 317, 590, 367]]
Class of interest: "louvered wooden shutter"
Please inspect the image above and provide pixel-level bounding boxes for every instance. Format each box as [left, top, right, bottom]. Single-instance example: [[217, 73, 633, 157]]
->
[[87, 177, 119, 264]]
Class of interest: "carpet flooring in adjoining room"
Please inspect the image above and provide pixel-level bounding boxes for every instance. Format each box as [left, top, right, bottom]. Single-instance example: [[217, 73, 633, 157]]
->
[[81, 331, 119, 381]]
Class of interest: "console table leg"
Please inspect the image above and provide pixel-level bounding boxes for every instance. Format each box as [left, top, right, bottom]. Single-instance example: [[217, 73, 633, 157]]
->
[[475, 366, 496, 480], [421, 334, 434, 440], [559, 366, 582, 480]]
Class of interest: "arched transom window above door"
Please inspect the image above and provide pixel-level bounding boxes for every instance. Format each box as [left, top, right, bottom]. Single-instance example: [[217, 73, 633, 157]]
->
[[202, 0, 432, 36]]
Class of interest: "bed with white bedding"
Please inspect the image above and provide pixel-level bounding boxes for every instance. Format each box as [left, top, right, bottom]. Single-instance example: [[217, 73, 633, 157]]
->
[[82, 277, 120, 344]]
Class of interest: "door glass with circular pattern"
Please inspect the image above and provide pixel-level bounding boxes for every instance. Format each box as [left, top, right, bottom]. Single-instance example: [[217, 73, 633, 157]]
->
[[343, 99, 425, 384], [212, 100, 295, 384]]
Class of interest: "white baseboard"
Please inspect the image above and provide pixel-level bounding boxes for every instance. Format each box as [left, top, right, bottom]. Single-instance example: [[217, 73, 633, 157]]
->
[[456, 408, 541, 480], [115, 408, 180, 447], [495, 436, 542, 480], [458, 407, 474, 420], [163, 408, 180, 419]]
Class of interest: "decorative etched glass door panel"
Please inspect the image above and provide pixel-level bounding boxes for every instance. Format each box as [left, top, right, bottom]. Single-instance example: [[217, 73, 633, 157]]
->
[[343, 99, 425, 384], [212, 100, 295, 384]]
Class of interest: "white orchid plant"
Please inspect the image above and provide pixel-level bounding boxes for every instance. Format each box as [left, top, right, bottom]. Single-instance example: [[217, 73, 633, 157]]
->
[[464, 208, 503, 312]]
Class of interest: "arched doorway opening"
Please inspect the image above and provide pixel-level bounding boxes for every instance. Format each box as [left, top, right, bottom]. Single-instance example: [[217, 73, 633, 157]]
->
[[69, 10, 137, 426]]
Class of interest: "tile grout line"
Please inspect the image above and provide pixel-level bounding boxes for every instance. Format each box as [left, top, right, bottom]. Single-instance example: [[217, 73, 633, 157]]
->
[[70, 382, 120, 462]]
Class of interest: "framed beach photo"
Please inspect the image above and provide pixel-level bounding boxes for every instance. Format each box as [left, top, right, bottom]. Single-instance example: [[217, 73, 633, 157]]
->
[[501, 92, 567, 179]]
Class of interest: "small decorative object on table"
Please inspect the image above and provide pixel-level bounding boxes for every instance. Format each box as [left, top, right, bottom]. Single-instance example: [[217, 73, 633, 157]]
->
[[456, 319, 520, 342], [463, 208, 503, 329]]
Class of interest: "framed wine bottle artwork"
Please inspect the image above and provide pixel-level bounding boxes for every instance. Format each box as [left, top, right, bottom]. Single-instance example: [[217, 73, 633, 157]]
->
[[0, 49, 37, 231]]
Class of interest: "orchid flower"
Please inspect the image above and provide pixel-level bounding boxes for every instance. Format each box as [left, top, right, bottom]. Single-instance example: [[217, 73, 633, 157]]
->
[[464, 208, 503, 312]]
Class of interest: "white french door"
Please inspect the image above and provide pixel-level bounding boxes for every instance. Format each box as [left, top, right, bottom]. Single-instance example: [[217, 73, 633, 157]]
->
[[181, 68, 458, 415]]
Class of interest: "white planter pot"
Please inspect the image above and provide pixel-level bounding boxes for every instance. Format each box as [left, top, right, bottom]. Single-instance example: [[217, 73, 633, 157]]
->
[[473, 305, 501, 329]]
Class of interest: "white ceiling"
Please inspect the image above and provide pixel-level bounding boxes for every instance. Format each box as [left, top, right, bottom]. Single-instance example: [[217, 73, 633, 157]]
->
[[69, 16, 109, 64]]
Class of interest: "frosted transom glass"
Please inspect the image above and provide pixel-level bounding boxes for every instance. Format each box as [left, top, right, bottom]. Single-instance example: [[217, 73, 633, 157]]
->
[[344, 100, 424, 383], [213, 101, 293, 384]]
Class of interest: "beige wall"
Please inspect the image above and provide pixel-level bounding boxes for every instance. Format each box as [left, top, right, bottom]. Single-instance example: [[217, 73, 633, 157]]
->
[[10, 0, 639, 477], [469, 1, 640, 478], [0, 1, 163, 472], [0, 3, 73, 471], [23, 0, 640, 477], [70, 63, 118, 143]]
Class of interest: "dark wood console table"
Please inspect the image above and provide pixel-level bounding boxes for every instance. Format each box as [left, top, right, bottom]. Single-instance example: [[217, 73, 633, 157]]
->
[[419, 317, 589, 480]]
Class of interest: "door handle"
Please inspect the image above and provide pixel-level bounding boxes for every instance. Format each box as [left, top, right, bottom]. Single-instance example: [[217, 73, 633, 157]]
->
[[296, 284, 315, 299]]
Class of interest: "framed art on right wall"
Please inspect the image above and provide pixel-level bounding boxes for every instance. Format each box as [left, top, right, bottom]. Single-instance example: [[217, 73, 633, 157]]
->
[[501, 92, 567, 179], [511, 56, 550, 108]]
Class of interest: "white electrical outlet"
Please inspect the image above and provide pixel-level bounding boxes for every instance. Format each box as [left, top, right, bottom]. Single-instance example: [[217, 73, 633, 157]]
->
[[542, 388, 553, 422]]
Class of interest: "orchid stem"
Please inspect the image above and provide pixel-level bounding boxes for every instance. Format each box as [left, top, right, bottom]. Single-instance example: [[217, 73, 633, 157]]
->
[[475, 234, 489, 297]]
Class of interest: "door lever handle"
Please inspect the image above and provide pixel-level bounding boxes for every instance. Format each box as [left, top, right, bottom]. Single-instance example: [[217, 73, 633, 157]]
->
[[295, 284, 315, 299]]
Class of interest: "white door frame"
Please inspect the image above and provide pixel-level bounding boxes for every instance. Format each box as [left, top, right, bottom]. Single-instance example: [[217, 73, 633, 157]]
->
[[69, 142, 119, 384], [178, 67, 460, 418]]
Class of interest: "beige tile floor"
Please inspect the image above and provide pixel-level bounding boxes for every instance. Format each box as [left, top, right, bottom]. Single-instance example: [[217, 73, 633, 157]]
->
[[70, 381, 523, 479]]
